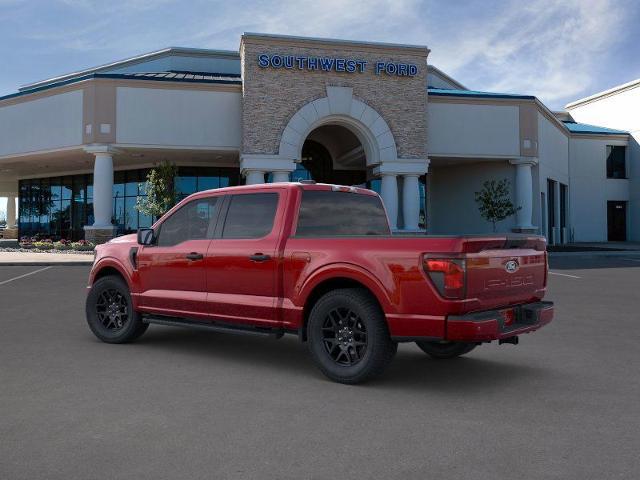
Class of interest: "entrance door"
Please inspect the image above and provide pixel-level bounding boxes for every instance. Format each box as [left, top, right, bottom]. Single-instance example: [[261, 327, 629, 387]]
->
[[607, 201, 627, 241], [547, 179, 555, 242]]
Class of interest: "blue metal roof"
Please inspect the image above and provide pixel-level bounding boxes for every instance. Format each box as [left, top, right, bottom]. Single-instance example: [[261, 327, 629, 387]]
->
[[0, 71, 242, 102], [427, 87, 535, 100], [562, 121, 628, 135]]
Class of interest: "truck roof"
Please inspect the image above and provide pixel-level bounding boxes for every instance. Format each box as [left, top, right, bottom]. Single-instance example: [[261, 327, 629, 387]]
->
[[189, 181, 379, 199]]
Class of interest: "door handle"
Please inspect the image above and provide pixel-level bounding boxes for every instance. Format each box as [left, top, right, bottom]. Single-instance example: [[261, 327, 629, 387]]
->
[[186, 252, 204, 261], [249, 253, 272, 262]]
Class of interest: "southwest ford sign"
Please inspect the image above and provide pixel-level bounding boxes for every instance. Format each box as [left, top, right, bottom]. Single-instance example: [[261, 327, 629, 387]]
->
[[257, 54, 418, 77]]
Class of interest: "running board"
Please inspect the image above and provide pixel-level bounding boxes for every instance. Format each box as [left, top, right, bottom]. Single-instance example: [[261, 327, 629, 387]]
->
[[142, 315, 284, 338]]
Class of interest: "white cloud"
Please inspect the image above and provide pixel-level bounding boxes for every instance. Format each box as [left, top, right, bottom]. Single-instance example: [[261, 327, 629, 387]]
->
[[2, 0, 634, 109], [426, 0, 628, 107]]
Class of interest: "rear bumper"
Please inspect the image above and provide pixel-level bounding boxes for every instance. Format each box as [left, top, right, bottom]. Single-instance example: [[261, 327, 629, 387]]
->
[[446, 301, 554, 342]]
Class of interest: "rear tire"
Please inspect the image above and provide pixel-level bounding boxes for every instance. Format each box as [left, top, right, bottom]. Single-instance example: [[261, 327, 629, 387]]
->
[[86, 275, 148, 344], [415, 341, 476, 359], [307, 288, 397, 384]]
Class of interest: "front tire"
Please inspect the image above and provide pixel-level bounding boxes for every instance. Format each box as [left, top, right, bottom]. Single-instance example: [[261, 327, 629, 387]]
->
[[86, 275, 148, 344], [415, 341, 476, 359], [307, 288, 397, 384]]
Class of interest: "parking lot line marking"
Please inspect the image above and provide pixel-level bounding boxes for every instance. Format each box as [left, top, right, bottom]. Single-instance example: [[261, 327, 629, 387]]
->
[[549, 271, 581, 279], [0, 266, 52, 286]]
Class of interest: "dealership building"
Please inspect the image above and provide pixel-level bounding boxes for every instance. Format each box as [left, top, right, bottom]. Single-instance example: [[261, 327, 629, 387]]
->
[[0, 33, 637, 243]]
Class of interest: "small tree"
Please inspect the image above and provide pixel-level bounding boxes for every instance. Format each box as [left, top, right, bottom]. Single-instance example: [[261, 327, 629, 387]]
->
[[136, 161, 179, 218], [474, 179, 520, 232]]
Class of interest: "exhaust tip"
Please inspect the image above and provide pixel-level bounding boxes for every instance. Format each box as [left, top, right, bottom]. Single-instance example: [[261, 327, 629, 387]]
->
[[499, 336, 519, 345]]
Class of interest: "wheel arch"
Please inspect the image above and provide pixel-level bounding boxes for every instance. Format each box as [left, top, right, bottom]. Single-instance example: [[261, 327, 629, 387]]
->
[[298, 265, 393, 341], [91, 258, 131, 289]]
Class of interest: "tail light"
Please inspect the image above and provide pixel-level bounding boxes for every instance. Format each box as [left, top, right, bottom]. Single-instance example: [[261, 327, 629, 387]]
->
[[423, 256, 466, 299]]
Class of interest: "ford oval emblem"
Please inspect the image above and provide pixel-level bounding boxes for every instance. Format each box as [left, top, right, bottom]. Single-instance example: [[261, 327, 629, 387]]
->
[[505, 260, 519, 274]]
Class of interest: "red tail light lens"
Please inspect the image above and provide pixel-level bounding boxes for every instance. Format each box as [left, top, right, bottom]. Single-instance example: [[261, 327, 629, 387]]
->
[[423, 257, 466, 299]]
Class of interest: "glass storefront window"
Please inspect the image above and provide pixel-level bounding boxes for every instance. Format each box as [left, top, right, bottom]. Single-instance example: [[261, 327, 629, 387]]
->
[[176, 176, 197, 199], [113, 171, 125, 199], [198, 176, 218, 191], [18, 166, 239, 240]]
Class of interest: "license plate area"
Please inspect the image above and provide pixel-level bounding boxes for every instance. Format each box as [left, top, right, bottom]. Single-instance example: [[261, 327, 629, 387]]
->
[[500, 307, 517, 327]]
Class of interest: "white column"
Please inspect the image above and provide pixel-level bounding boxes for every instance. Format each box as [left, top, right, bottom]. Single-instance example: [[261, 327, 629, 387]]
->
[[510, 158, 537, 231], [6, 195, 17, 229], [402, 174, 421, 231], [271, 171, 290, 183], [92, 152, 115, 227], [245, 170, 265, 185], [380, 174, 399, 230]]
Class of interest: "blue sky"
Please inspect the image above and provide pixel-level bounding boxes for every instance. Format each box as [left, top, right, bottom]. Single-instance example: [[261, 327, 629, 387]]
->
[[1, 0, 640, 214], [1, 0, 639, 108]]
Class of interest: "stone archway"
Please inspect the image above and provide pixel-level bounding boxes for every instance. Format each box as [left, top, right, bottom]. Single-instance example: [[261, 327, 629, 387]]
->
[[240, 85, 428, 231], [278, 86, 398, 166]]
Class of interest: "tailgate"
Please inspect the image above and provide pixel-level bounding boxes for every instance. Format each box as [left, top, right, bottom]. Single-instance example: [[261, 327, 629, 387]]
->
[[465, 248, 547, 309]]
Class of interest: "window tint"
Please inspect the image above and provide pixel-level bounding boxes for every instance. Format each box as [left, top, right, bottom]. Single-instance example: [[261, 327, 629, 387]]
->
[[606, 145, 626, 179], [157, 197, 218, 246], [296, 190, 390, 236], [222, 193, 279, 239]]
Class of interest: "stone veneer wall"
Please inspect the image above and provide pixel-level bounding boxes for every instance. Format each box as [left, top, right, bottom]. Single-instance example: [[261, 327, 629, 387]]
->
[[240, 36, 429, 160]]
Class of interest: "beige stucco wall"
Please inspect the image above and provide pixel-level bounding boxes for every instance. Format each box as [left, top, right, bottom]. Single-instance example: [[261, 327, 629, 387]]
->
[[0, 90, 83, 157], [427, 101, 520, 157], [240, 35, 428, 160], [567, 86, 639, 241], [115, 86, 242, 148], [569, 136, 630, 241], [429, 161, 517, 234]]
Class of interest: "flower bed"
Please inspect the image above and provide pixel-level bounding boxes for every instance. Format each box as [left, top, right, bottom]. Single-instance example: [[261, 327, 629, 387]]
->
[[9, 237, 96, 255]]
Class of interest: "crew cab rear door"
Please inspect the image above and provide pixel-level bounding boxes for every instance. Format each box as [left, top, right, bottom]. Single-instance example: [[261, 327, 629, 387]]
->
[[136, 196, 220, 319], [205, 189, 287, 326]]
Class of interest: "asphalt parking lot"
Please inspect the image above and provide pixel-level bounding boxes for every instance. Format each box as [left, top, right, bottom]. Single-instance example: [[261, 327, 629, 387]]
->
[[1, 257, 639, 479]]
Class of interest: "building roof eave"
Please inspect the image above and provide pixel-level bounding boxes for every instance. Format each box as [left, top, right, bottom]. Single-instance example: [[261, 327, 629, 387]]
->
[[427, 65, 467, 90], [18, 47, 241, 93], [565, 78, 640, 109], [1, 72, 242, 104]]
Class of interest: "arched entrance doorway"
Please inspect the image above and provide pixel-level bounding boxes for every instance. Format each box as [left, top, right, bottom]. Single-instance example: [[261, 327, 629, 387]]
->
[[294, 124, 379, 191]]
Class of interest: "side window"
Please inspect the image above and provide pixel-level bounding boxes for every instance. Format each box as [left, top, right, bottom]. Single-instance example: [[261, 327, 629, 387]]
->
[[606, 145, 626, 179], [157, 197, 218, 247], [222, 193, 279, 239]]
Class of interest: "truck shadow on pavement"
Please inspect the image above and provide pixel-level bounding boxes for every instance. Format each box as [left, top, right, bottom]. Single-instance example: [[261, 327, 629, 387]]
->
[[133, 327, 543, 392]]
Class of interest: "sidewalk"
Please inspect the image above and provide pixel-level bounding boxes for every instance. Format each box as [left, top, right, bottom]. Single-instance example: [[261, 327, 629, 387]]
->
[[548, 242, 640, 257], [0, 251, 94, 266]]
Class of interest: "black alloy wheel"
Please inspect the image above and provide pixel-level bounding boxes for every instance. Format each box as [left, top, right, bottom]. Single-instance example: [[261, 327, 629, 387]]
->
[[96, 288, 129, 331], [307, 288, 397, 384], [86, 275, 148, 343], [321, 307, 368, 366]]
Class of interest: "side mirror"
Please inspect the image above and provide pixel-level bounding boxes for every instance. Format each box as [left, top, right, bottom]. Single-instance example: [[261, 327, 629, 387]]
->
[[137, 228, 155, 246]]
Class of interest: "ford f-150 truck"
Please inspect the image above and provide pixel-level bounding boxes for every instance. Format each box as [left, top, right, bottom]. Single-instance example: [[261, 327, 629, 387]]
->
[[86, 181, 553, 384]]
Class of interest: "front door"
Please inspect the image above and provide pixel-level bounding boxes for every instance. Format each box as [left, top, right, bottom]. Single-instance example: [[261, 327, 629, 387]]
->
[[607, 201, 627, 241], [206, 190, 285, 327], [136, 196, 220, 319]]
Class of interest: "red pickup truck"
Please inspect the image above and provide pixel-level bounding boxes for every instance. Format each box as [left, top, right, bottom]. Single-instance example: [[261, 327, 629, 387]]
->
[[86, 181, 553, 384]]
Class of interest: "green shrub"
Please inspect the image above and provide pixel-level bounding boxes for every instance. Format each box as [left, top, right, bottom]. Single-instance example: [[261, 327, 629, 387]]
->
[[53, 241, 73, 250], [71, 241, 95, 251]]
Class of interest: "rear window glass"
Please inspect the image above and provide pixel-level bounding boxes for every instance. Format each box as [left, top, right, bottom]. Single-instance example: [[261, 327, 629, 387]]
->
[[295, 190, 390, 236]]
